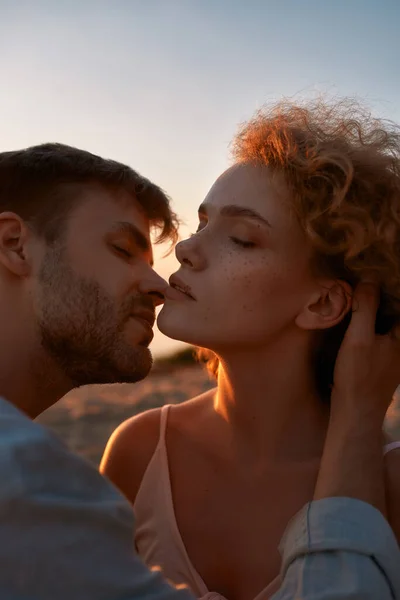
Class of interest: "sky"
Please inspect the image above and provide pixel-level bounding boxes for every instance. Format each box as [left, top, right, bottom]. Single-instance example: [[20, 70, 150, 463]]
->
[[1, 0, 399, 356]]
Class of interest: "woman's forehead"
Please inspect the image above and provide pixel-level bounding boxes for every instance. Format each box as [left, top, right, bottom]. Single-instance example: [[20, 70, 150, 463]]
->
[[202, 164, 291, 224]]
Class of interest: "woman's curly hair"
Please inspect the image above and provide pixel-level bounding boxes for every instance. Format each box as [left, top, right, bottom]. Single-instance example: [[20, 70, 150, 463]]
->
[[197, 97, 400, 401]]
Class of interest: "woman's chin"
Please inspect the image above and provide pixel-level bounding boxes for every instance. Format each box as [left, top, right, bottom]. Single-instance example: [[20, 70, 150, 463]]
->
[[157, 310, 201, 345]]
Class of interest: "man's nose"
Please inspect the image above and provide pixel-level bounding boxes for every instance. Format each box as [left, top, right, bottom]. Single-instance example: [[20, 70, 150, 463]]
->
[[139, 270, 168, 307]]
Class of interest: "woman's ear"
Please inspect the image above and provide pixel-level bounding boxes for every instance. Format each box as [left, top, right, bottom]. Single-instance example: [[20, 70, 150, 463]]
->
[[296, 280, 353, 331]]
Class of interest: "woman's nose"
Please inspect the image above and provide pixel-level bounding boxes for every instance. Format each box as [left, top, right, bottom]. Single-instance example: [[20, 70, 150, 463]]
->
[[175, 237, 206, 271]]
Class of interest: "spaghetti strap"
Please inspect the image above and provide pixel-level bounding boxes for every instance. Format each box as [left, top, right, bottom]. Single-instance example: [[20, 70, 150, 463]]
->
[[384, 440, 400, 455], [159, 404, 171, 445]]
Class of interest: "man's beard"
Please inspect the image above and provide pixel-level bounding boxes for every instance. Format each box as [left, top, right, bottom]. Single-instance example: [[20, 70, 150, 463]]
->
[[36, 245, 154, 388]]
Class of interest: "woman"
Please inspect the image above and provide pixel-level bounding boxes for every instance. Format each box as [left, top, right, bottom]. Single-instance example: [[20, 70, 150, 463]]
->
[[101, 98, 400, 600]]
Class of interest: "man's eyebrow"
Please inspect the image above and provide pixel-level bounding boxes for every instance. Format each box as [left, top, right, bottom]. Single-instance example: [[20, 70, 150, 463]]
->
[[111, 221, 153, 265], [198, 203, 272, 228]]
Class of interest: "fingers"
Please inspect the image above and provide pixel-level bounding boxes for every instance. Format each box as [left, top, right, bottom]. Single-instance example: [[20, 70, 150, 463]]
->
[[347, 282, 380, 344]]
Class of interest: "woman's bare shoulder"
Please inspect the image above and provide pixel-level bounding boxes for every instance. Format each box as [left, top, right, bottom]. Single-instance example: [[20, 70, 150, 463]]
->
[[99, 389, 216, 503], [384, 442, 400, 544], [168, 388, 217, 432], [99, 406, 164, 503], [170, 388, 216, 414]]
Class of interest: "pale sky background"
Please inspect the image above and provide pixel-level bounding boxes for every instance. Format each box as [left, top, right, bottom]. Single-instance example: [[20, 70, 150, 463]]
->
[[1, 0, 399, 357]]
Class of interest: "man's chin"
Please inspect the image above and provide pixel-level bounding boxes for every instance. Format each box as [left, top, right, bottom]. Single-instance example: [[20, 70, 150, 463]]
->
[[66, 347, 154, 388], [113, 357, 153, 385]]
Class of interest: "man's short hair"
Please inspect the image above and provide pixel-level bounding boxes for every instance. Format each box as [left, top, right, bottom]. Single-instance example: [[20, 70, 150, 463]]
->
[[0, 143, 178, 245]]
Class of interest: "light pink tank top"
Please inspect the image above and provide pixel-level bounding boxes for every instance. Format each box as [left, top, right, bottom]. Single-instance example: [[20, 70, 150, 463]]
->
[[133, 404, 400, 600]]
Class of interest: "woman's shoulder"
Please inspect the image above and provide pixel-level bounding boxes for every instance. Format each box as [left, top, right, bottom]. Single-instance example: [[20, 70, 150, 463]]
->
[[168, 388, 217, 434], [99, 406, 163, 503], [99, 390, 216, 502], [384, 437, 400, 480], [384, 439, 400, 544], [170, 388, 216, 415]]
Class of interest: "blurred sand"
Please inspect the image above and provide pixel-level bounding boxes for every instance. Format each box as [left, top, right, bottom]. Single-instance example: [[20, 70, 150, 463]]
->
[[37, 364, 216, 464], [37, 364, 400, 466]]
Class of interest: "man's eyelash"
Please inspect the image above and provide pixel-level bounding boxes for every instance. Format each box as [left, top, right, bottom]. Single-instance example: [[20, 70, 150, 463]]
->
[[113, 245, 132, 258]]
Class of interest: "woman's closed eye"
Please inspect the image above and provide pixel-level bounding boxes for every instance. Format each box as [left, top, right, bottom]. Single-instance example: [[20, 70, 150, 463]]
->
[[189, 225, 257, 249], [230, 237, 256, 249]]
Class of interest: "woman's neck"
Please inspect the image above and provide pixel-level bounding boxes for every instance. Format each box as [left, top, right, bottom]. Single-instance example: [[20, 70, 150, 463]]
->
[[213, 331, 330, 465]]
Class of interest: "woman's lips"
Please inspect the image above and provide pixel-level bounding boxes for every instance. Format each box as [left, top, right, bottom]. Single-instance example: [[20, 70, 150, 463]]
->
[[164, 285, 195, 301], [167, 275, 196, 300]]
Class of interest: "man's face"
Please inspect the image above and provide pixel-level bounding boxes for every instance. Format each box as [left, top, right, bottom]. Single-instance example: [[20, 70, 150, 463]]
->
[[33, 185, 167, 387]]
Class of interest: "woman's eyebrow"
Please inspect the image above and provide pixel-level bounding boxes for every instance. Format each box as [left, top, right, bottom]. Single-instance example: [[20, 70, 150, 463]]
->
[[198, 203, 271, 228]]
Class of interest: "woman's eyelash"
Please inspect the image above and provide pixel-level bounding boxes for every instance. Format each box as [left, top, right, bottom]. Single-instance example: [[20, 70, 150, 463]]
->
[[189, 231, 256, 249], [190, 227, 203, 237], [230, 237, 256, 248]]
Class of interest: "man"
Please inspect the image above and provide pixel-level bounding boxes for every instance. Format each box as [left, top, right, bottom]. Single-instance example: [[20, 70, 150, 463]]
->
[[0, 142, 174, 416], [0, 142, 399, 599]]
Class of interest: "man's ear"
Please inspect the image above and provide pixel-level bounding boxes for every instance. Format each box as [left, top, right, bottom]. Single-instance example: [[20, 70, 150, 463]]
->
[[295, 280, 353, 331], [0, 212, 33, 277]]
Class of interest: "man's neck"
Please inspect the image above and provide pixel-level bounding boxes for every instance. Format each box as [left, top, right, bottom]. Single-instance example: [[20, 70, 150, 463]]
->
[[0, 339, 72, 419]]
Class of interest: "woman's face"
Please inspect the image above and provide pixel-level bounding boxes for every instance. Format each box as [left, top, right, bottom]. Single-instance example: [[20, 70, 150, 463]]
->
[[158, 164, 320, 351]]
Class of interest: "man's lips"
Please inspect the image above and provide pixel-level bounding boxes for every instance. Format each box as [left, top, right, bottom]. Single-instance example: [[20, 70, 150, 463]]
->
[[131, 309, 156, 328], [166, 275, 196, 300], [129, 309, 155, 344]]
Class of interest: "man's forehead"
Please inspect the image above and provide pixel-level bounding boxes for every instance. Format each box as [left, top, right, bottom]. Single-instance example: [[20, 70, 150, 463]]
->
[[72, 185, 150, 231], [67, 185, 153, 254]]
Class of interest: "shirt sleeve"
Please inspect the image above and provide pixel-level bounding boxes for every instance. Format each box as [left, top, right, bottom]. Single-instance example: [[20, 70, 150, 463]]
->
[[0, 401, 195, 600], [271, 497, 400, 599]]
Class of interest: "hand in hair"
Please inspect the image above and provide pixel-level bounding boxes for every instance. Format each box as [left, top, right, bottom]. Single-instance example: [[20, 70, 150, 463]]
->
[[332, 281, 400, 423], [314, 281, 400, 515]]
